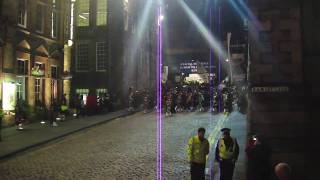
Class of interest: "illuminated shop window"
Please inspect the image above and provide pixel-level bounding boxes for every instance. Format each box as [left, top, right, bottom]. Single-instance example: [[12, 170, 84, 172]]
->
[[76, 89, 89, 104]]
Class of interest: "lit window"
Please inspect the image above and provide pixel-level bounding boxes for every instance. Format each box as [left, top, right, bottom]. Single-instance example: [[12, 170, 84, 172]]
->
[[36, 3, 45, 33], [17, 77, 26, 101], [35, 78, 42, 104], [18, 0, 27, 27], [76, 89, 89, 104], [124, 0, 129, 31], [76, 0, 90, 26], [96, 42, 107, 71], [76, 43, 89, 71], [96, 88, 107, 97], [96, 0, 107, 26]]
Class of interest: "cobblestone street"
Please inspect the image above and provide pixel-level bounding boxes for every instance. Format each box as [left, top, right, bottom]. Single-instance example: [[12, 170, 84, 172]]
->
[[0, 112, 230, 180]]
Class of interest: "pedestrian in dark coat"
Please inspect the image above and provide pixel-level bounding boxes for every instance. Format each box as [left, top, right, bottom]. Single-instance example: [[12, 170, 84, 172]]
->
[[246, 135, 271, 180]]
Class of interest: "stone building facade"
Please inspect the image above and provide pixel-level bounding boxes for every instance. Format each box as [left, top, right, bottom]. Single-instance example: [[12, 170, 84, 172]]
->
[[247, 0, 320, 178], [122, 0, 157, 94], [0, 0, 72, 116], [71, 0, 156, 106]]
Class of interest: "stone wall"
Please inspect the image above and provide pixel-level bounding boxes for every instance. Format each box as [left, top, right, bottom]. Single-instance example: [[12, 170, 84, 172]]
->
[[247, 0, 310, 179]]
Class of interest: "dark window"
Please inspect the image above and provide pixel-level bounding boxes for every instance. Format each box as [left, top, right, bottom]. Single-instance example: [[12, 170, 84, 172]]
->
[[76, 43, 89, 71], [17, 60, 28, 75], [18, 0, 27, 26], [36, 3, 45, 33], [96, 42, 107, 71], [51, 66, 59, 79]]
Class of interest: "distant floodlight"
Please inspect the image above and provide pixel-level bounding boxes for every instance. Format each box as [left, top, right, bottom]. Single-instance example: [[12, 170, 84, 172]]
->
[[226, 59, 229, 62], [160, 15, 164, 21], [68, 40, 73, 46]]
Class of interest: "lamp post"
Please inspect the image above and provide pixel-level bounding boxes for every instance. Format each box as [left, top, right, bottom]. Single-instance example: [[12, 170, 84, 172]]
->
[[227, 32, 233, 85], [156, 2, 163, 179]]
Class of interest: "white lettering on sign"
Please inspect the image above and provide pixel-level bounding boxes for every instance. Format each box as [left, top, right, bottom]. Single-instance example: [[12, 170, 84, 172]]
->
[[251, 87, 289, 93]]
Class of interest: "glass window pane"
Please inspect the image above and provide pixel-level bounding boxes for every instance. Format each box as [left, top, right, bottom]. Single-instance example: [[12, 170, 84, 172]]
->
[[77, 43, 89, 71], [96, 0, 107, 26], [96, 42, 107, 71], [76, 0, 90, 26]]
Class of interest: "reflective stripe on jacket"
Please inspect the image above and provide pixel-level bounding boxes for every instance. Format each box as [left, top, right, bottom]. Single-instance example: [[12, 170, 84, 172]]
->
[[219, 138, 236, 160]]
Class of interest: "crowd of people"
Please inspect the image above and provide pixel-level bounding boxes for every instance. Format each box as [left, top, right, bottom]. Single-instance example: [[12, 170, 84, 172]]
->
[[161, 82, 247, 116], [126, 81, 248, 116]]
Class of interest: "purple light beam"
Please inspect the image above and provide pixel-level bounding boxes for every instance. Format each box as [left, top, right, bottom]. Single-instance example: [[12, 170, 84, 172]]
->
[[156, 4, 163, 180]]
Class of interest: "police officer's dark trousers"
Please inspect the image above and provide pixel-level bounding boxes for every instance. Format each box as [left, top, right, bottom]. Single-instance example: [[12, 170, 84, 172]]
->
[[191, 162, 205, 180], [219, 160, 235, 180]]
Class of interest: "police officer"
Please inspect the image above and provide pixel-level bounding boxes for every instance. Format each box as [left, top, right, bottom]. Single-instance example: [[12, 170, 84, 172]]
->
[[188, 127, 209, 180], [215, 128, 239, 180]]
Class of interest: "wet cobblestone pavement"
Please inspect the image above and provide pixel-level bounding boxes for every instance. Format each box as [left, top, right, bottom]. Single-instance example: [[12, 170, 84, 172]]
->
[[0, 112, 224, 180]]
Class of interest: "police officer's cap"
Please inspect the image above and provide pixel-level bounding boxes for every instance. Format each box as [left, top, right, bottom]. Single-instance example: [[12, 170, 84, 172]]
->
[[221, 128, 231, 133]]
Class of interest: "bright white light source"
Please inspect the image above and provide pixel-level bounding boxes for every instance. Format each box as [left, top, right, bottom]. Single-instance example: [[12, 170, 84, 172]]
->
[[3, 82, 16, 111], [160, 15, 164, 21], [226, 59, 230, 62], [68, 40, 73, 46]]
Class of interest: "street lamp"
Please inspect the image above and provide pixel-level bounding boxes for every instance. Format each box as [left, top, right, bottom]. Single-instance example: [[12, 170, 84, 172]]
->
[[227, 32, 233, 84]]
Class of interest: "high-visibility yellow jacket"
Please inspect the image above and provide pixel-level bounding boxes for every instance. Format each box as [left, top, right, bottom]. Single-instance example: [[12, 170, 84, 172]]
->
[[218, 138, 237, 160], [61, 105, 68, 112], [188, 135, 209, 164]]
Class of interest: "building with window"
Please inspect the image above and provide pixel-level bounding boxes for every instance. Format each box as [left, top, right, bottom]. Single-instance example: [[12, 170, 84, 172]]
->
[[71, 0, 156, 106], [0, 0, 72, 116], [71, 0, 113, 103], [247, 0, 320, 178]]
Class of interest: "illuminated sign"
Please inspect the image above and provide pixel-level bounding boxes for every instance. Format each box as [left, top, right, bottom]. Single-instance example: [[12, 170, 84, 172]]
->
[[3, 82, 17, 111], [251, 86, 289, 93], [180, 61, 215, 74]]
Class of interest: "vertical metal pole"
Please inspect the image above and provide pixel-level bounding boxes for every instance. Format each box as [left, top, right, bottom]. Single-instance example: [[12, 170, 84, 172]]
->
[[156, 3, 163, 180]]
